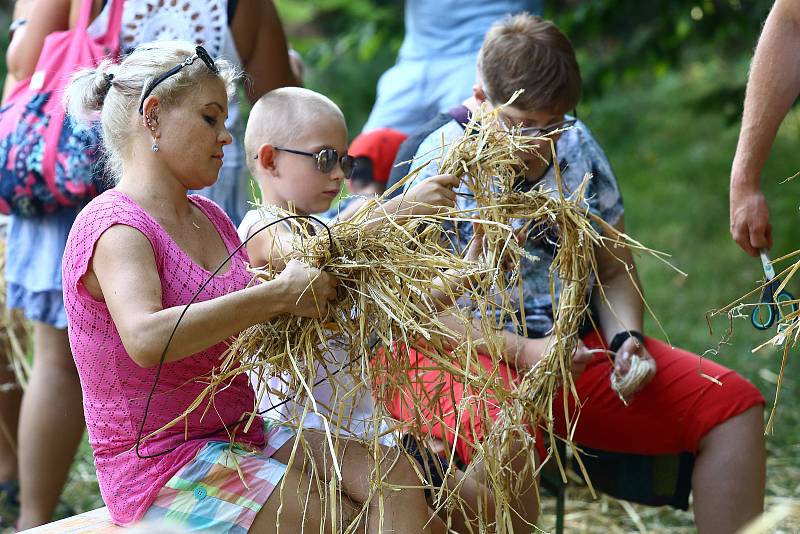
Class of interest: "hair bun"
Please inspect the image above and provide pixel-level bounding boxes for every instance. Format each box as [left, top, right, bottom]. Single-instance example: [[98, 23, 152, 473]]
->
[[92, 68, 114, 99], [64, 60, 116, 122]]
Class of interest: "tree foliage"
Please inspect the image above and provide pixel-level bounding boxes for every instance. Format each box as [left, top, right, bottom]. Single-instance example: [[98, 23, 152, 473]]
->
[[277, 1, 776, 133], [276, 0, 403, 134], [549, 1, 771, 93]]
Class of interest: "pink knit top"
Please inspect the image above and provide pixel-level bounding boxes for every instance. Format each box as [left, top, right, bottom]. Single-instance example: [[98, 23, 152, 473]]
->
[[62, 190, 265, 525]]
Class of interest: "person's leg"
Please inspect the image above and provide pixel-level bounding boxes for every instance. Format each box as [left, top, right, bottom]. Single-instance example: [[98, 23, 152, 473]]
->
[[273, 433, 435, 533], [249, 464, 342, 533], [556, 331, 765, 534], [387, 344, 539, 531], [0, 349, 22, 484], [17, 322, 85, 529], [692, 404, 765, 533], [444, 436, 540, 533]]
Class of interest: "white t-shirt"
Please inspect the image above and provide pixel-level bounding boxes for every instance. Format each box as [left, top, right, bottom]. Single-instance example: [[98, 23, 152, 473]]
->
[[238, 209, 395, 445]]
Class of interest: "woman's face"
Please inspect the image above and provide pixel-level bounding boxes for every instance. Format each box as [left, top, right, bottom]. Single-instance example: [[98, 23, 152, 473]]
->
[[156, 78, 232, 190]]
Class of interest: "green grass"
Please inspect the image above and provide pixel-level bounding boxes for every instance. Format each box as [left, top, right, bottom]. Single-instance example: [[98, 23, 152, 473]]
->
[[53, 57, 800, 529]]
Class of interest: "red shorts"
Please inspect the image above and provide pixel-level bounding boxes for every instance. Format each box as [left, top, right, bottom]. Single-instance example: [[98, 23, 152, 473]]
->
[[387, 330, 765, 464]]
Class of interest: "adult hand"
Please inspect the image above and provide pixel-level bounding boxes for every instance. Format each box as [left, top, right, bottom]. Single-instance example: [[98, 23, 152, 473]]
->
[[613, 336, 656, 395], [730, 181, 772, 257], [400, 174, 459, 215], [275, 259, 339, 318]]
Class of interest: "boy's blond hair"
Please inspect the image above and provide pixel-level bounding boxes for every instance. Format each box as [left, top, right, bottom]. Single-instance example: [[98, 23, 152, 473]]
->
[[245, 87, 345, 175], [478, 13, 581, 113]]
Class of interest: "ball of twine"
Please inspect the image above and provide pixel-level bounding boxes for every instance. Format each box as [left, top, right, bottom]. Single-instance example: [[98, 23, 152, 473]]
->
[[610, 353, 656, 405]]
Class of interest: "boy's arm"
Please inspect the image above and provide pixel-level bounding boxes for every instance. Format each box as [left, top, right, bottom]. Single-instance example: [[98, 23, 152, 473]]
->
[[437, 313, 593, 376], [367, 173, 459, 223], [245, 219, 295, 270], [591, 217, 644, 340], [591, 216, 655, 387], [439, 313, 550, 368]]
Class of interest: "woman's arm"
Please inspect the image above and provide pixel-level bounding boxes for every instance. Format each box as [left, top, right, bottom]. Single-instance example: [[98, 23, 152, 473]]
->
[[232, 0, 298, 103], [6, 0, 72, 81], [87, 224, 337, 368]]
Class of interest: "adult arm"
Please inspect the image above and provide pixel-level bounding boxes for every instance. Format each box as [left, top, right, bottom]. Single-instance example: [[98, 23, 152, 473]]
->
[[232, 0, 298, 103], [730, 0, 800, 256], [88, 224, 336, 368], [5, 0, 76, 81]]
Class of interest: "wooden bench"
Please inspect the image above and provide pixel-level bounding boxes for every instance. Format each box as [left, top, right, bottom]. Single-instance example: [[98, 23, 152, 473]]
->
[[21, 507, 123, 533]]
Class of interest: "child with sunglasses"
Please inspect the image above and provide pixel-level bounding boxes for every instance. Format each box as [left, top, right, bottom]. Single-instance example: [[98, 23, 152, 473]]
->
[[390, 13, 766, 533], [238, 86, 460, 438], [239, 87, 506, 532]]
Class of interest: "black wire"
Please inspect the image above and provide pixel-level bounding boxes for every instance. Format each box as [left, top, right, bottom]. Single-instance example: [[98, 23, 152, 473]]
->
[[134, 213, 334, 459]]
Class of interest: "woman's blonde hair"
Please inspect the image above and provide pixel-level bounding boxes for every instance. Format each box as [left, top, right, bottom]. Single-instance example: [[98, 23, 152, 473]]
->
[[65, 40, 240, 181]]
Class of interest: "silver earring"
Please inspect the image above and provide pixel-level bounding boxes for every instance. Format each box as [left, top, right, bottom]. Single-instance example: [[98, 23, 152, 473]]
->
[[151, 139, 159, 152]]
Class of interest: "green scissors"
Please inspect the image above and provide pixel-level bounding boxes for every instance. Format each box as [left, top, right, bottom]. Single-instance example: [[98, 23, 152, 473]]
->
[[750, 250, 798, 331]]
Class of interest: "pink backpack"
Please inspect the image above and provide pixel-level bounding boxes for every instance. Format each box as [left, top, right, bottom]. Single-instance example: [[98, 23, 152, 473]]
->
[[0, 0, 124, 217]]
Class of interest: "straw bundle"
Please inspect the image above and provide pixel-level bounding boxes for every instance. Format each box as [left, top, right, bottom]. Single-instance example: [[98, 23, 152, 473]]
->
[[145, 95, 676, 531]]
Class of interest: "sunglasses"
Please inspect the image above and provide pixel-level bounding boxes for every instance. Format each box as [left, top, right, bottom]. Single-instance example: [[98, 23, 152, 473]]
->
[[138, 45, 218, 115], [259, 147, 355, 177], [499, 110, 578, 138]]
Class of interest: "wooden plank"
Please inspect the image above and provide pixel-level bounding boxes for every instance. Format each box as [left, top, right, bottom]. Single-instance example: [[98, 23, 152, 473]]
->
[[21, 507, 124, 533]]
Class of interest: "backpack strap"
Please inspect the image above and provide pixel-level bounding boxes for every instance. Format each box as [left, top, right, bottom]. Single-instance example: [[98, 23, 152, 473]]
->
[[447, 104, 471, 129]]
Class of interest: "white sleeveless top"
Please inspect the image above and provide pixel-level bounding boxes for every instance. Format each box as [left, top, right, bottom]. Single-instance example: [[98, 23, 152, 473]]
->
[[237, 209, 396, 446]]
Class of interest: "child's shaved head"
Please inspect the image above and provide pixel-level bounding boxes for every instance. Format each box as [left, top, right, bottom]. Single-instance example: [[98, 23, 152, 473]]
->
[[245, 87, 345, 173]]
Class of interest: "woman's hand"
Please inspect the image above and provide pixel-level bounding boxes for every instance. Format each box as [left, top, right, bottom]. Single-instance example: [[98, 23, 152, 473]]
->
[[274, 259, 339, 319]]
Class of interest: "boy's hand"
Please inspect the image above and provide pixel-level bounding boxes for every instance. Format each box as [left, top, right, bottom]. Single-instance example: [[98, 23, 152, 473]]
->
[[400, 174, 459, 215], [275, 259, 339, 318], [514, 337, 593, 378], [613, 337, 656, 393], [571, 341, 594, 378], [465, 223, 485, 262]]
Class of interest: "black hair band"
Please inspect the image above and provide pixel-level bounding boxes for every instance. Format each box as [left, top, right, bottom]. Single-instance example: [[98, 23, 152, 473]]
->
[[608, 330, 645, 355]]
